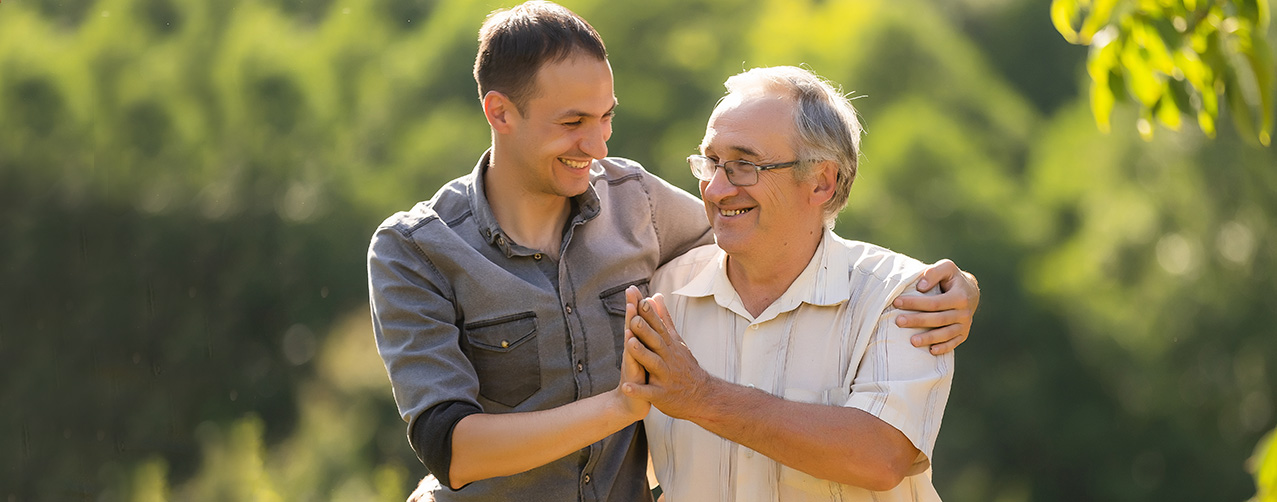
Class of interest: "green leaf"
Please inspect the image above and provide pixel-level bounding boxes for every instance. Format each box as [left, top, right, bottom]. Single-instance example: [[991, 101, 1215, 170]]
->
[[1092, 78, 1116, 132], [1155, 86, 1182, 130], [1250, 428, 1277, 502], [1197, 107, 1217, 137], [1052, 0, 1083, 43], [1241, 27, 1275, 145], [1120, 29, 1165, 107], [1081, 0, 1122, 41]]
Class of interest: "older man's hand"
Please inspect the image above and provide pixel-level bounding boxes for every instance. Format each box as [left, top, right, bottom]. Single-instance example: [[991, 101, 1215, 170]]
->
[[621, 293, 718, 421], [893, 259, 980, 355]]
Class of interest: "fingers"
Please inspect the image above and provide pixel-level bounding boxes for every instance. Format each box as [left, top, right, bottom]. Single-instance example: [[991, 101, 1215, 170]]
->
[[633, 296, 675, 346], [626, 335, 663, 373], [920, 329, 968, 355], [914, 259, 958, 292], [953, 271, 981, 312], [896, 309, 967, 330], [894, 286, 970, 312], [908, 322, 967, 348], [621, 380, 658, 402], [625, 286, 641, 336], [646, 294, 683, 344], [629, 307, 669, 355]]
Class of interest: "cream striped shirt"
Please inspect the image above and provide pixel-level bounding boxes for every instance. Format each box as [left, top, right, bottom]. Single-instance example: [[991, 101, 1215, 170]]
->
[[644, 228, 954, 502]]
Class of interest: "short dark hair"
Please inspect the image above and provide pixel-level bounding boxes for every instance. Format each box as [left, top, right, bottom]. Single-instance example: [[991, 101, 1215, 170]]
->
[[473, 1, 608, 112]]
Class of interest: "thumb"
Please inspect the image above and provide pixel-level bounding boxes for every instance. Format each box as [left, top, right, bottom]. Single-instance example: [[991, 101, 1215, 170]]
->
[[622, 382, 657, 402]]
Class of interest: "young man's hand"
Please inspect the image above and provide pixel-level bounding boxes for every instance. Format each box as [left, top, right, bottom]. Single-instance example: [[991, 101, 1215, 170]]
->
[[894, 259, 980, 355]]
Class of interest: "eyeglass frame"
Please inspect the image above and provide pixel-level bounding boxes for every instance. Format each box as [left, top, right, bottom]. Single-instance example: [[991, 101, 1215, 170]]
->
[[686, 154, 806, 187]]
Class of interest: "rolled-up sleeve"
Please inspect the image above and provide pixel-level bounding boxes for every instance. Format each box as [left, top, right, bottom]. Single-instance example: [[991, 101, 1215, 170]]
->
[[369, 222, 482, 422]]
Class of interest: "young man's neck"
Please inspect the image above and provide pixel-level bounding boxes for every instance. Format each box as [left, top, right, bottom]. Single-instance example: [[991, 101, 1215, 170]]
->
[[483, 156, 573, 260], [726, 226, 825, 318]]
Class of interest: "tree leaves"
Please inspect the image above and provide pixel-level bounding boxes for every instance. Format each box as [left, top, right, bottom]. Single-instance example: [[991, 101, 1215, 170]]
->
[[1052, 0, 1274, 146]]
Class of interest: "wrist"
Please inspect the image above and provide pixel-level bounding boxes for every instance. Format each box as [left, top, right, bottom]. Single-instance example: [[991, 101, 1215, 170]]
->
[[608, 386, 647, 423]]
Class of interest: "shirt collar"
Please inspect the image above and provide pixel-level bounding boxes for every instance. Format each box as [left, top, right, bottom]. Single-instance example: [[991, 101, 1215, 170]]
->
[[672, 227, 851, 322], [467, 149, 603, 250]]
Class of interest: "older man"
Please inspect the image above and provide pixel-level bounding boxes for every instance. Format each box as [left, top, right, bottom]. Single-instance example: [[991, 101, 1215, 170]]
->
[[624, 66, 957, 501]]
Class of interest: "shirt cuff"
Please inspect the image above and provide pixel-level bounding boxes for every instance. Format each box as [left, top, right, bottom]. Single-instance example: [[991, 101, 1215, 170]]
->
[[411, 400, 483, 490]]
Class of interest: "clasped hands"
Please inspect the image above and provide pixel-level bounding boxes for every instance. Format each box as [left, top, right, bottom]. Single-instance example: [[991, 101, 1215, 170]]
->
[[613, 285, 713, 422]]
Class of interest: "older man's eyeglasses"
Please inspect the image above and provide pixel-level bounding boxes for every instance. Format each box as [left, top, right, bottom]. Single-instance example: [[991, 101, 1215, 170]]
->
[[687, 154, 802, 187]]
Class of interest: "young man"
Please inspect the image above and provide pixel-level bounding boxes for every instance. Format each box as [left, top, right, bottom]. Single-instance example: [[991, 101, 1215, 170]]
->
[[367, 3, 978, 501], [626, 66, 957, 501]]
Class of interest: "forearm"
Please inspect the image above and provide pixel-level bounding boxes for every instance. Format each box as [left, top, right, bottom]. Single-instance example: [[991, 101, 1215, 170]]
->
[[688, 379, 917, 491], [448, 389, 640, 489]]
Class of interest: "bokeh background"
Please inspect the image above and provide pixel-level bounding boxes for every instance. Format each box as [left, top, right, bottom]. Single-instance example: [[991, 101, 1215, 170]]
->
[[2, 0, 1276, 500]]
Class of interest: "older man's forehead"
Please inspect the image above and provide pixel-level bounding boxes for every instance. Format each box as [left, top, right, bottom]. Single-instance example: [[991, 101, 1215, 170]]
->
[[702, 95, 796, 158]]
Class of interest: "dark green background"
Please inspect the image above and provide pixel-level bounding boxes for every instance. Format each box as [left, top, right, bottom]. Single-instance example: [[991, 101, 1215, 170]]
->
[[2, 0, 1275, 500]]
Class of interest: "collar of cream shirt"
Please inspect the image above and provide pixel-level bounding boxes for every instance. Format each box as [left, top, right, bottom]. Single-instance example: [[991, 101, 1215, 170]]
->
[[672, 227, 853, 323]]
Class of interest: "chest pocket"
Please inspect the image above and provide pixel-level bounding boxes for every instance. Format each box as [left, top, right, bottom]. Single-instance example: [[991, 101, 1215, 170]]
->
[[600, 279, 650, 363], [463, 312, 540, 408]]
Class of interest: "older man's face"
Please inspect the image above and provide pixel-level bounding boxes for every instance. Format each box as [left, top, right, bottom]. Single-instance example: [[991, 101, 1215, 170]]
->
[[698, 93, 828, 259]]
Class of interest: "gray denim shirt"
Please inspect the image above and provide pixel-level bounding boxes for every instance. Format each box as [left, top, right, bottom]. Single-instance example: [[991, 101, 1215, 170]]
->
[[368, 151, 712, 501]]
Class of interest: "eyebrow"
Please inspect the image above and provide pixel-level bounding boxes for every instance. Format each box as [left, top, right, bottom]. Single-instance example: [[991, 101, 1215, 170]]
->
[[556, 100, 618, 121]]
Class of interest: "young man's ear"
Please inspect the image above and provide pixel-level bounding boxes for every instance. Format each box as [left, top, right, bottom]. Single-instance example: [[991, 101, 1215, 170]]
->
[[483, 91, 519, 133], [808, 160, 838, 207]]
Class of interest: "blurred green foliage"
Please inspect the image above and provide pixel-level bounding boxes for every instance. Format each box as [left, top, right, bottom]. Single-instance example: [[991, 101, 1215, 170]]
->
[[1253, 427, 1277, 501], [1052, 0, 1275, 145], [1, 0, 1274, 500]]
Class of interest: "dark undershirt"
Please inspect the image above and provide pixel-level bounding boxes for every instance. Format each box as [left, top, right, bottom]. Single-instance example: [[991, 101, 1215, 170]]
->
[[411, 400, 483, 489]]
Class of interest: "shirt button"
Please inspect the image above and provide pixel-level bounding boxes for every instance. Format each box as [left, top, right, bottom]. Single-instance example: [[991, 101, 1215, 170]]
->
[[565, 304, 573, 314], [576, 361, 584, 372], [745, 449, 754, 458], [496, 236, 505, 245], [501, 340, 509, 348], [750, 324, 759, 330], [533, 253, 542, 260], [584, 474, 591, 484], [746, 383, 756, 389]]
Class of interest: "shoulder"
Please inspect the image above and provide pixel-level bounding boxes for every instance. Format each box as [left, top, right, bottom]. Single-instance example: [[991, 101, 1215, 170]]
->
[[652, 244, 719, 294], [371, 174, 474, 249], [832, 235, 929, 291]]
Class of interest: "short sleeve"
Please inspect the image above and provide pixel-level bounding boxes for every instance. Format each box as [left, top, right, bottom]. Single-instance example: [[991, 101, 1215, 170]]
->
[[842, 283, 954, 469]]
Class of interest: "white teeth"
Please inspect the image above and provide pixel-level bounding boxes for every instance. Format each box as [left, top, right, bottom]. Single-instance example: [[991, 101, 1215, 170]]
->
[[720, 208, 750, 216], [560, 158, 590, 169]]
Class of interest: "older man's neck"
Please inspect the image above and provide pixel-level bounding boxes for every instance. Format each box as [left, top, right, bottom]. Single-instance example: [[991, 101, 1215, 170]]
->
[[726, 227, 824, 318]]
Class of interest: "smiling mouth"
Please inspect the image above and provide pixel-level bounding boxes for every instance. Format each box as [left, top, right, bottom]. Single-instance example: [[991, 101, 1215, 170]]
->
[[559, 158, 590, 169], [719, 208, 752, 217]]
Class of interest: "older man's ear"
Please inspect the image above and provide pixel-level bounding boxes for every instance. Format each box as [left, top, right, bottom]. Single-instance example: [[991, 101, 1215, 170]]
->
[[807, 160, 839, 208]]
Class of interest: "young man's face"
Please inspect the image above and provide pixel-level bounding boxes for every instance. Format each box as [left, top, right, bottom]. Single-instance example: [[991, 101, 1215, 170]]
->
[[502, 54, 616, 199], [698, 93, 826, 258]]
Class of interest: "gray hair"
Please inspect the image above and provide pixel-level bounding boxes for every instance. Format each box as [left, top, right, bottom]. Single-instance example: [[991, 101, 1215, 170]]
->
[[721, 66, 862, 227]]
